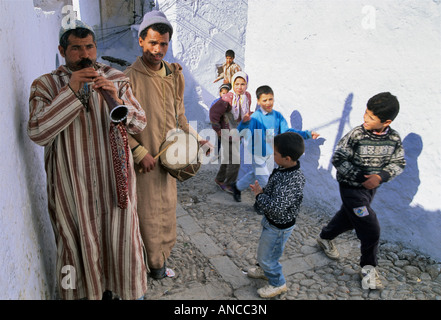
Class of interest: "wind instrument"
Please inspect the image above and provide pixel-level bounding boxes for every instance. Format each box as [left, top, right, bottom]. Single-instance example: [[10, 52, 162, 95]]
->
[[78, 59, 129, 123]]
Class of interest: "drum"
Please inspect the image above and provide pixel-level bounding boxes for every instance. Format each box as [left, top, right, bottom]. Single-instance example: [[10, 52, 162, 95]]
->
[[158, 130, 201, 182]]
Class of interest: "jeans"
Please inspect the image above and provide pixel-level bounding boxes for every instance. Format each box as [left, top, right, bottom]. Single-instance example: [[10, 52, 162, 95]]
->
[[257, 216, 295, 287], [236, 155, 273, 191]]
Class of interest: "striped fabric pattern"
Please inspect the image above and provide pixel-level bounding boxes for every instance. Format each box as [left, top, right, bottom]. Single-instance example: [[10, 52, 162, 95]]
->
[[28, 63, 148, 300]]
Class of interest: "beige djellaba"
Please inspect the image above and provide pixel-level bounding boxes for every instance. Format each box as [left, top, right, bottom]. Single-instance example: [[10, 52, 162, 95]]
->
[[125, 57, 199, 272]]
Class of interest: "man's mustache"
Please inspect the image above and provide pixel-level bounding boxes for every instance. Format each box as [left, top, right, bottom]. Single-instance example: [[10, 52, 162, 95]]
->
[[77, 58, 94, 69]]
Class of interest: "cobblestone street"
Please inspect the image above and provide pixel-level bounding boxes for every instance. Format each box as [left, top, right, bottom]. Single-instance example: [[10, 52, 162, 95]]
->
[[143, 164, 441, 300]]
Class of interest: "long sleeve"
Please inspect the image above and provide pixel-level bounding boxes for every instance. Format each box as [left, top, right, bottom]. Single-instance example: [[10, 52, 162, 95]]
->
[[28, 76, 84, 147], [332, 125, 406, 186], [118, 80, 146, 135], [209, 99, 229, 135], [279, 113, 312, 139], [377, 135, 406, 182], [255, 167, 305, 227], [256, 180, 303, 220], [214, 72, 224, 83], [28, 69, 146, 147], [332, 128, 366, 183], [237, 120, 249, 133], [286, 128, 312, 139]]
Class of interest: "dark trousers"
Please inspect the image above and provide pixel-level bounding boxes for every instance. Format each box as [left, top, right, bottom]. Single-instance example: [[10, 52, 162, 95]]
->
[[320, 185, 380, 267], [215, 140, 240, 185]]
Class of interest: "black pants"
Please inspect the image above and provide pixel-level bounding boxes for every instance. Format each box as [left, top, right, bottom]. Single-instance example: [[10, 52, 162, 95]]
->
[[320, 184, 380, 267]]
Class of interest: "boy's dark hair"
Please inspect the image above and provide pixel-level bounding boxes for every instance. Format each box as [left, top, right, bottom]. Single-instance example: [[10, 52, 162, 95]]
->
[[274, 132, 305, 161], [140, 23, 173, 40], [367, 92, 400, 122], [256, 85, 274, 100], [59, 28, 95, 50], [219, 83, 231, 92], [225, 49, 235, 58]]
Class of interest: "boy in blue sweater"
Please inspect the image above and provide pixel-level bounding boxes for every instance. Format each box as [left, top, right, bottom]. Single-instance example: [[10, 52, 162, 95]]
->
[[231, 85, 319, 202]]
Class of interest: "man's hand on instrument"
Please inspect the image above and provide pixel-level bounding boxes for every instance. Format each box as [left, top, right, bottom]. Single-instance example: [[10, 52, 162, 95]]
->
[[139, 153, 156, 173], [92, 76, 123, 104], [69, 67, 98, 92]]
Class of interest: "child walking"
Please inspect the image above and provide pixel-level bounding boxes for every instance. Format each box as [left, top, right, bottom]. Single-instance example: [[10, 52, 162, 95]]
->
[[247, 132, 306, 298], [231, 85, 319, 202], [210, 71, 251, 192], [317, 92, 406, 290], [210, 83, 232, 161]]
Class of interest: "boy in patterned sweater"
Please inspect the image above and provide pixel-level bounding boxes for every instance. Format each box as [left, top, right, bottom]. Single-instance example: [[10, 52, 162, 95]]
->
[[247, 132, 306, 298], [317, 92, 406, 290]]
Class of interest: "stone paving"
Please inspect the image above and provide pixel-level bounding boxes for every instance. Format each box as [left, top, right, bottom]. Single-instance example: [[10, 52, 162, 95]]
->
[[143, 164, 441, 300]]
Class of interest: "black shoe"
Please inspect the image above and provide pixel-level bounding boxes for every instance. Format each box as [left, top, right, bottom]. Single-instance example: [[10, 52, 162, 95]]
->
[[231, 183, 241, 202], [149, 264, 167, 279], [102, 290, 113, 300]]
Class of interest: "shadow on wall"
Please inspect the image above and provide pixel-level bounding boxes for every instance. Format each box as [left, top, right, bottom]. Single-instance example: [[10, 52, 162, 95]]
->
[[13, 52, 57, 298], [165, 43, 216, 131], [375, 133, 441, 260], [162, 1, 247, 129], [290, 93, 355, 211], [291, 94, 440, 261]]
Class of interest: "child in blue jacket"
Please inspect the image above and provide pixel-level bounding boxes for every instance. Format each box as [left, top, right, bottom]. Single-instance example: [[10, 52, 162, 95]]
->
[[231, 85, 319, 202]]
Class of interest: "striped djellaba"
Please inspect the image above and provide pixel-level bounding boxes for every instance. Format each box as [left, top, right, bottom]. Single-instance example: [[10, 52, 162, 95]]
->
[[27, 63, 148, 300]]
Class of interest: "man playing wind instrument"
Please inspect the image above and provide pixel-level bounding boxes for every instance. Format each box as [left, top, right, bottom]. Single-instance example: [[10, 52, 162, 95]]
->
[[28, 20, 148, 300]]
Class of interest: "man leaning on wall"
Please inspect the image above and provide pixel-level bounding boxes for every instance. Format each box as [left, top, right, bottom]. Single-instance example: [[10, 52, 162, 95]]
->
[[27, 19, 148, 300]]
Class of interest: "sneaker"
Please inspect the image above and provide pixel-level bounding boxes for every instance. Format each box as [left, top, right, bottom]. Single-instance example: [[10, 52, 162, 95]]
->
[[165, 268, 175, 278], [231, 183, 241, 202], [150, 267, 175, 279], [316, 237, 340, 260], [247, 266, 268, 280], [257, 283, 288, 298], [360, 265, 384, 290]]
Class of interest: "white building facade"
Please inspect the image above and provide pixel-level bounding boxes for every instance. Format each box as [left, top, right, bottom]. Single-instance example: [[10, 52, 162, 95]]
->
[[1, 0, 439, 299]]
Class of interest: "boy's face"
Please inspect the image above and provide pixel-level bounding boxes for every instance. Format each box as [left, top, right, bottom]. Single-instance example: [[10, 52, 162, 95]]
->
[[274, 147, 293, 168], [233, 77, 247, 95], [257, 93, 274, 113], [225, 56, 234, 65], [363, 108, 391, 133], [219, 88, 229, 97]]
